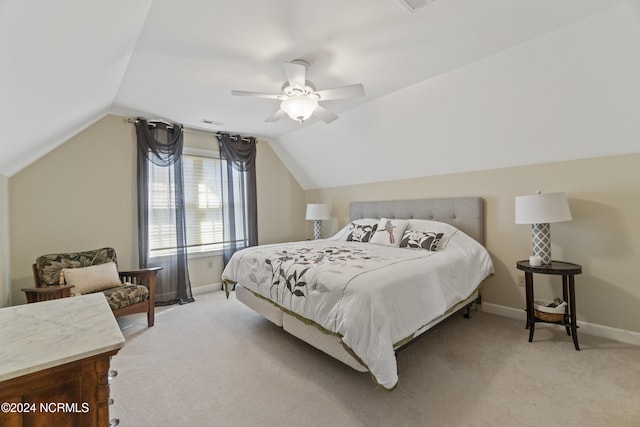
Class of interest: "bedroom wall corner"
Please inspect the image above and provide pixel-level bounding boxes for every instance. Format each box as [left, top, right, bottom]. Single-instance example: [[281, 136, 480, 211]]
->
[[256, 140, 306, 245], [0, 174, 10, 307]]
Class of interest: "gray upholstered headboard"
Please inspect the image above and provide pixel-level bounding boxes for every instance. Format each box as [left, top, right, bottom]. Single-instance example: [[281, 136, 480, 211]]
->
[[349, 197, 485, 245]]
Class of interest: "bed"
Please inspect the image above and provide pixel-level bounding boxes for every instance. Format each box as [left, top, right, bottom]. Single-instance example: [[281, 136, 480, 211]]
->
[[222, 197, 494, 390]]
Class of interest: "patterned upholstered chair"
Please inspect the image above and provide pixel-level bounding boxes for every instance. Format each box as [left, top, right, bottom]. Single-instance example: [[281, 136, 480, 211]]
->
[[23, 247, 161, 327]]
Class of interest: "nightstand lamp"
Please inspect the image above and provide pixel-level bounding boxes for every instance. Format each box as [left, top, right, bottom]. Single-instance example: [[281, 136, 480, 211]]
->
[[515, 191, 572, 265], [306, 203, 330, 240]]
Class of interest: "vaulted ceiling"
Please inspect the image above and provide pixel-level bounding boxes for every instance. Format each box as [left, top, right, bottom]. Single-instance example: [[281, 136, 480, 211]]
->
[[1, 0, 638, 189]]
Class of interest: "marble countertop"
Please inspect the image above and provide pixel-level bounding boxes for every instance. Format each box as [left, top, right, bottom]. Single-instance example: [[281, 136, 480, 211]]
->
[[0, 293, 125, 382]]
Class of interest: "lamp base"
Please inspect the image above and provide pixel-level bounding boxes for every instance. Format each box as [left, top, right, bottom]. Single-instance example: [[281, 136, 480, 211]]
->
[[532, 223, 551, 264], [313, 220, 322, 240]]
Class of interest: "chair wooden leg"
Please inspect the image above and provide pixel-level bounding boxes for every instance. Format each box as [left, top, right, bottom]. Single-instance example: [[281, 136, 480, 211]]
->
[[147, 303, 155, 327], [146, 273, 156, 327]]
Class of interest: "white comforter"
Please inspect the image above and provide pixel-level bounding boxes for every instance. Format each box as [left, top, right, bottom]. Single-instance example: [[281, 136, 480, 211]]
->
[[222, 227, 493, 389]]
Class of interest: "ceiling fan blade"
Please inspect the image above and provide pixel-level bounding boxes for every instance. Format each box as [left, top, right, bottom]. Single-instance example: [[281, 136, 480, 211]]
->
[[265, 109, 288, 122], [313, 105, 339, 124], [231, 90, 282, 100], [314, 83, 365, 101], [283, 61, 307, 90]]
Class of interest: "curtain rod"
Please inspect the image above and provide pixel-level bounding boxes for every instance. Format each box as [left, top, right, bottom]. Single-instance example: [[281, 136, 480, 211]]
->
[[127, 118, 258, 143]]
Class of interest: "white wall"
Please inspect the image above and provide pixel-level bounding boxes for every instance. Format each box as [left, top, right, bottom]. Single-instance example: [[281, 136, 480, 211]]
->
[[0, 175, 9, 307], [274, 1, 640, 189]]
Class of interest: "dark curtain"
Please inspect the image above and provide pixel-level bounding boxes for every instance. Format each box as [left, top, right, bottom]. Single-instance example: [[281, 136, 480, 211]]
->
[[217, 133, 258, 266], [136, 119, 194, 305]]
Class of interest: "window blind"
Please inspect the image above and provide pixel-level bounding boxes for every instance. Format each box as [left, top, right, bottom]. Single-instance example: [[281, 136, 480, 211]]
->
[[148, 153, 232, 255]]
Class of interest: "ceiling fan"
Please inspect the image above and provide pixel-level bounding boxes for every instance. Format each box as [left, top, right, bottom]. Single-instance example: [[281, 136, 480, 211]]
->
[[231, 60, 365, 124]]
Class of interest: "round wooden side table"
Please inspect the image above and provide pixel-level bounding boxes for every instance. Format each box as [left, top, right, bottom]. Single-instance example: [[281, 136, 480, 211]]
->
[[516, 260, 582, 350]]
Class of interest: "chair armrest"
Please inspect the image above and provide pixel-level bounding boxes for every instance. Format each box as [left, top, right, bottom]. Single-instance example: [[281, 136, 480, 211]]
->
[[118, 267, 163, 279], [118, 267, 162, 308], [118, 268, 162, 287], [21, 285, 75, 303]]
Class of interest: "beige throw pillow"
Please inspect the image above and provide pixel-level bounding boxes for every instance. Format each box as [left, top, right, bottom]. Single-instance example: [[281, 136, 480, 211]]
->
[[369, 218, 409, 247], [62, 262, 122, 295]]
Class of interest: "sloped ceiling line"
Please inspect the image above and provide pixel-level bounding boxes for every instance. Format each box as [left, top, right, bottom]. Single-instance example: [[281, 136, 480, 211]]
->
[[1, 0, 635, 186]]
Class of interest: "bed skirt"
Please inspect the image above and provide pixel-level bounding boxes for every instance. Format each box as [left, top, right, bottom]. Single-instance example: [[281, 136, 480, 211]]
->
[[235, 284, 479, 374]]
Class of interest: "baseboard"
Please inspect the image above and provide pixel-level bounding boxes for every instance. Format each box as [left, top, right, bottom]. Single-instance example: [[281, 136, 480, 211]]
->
[[188, 288, 640, 346], [480, 302, 525, 321], [481, 302, 640, 347], [191, 282, 222, 295]]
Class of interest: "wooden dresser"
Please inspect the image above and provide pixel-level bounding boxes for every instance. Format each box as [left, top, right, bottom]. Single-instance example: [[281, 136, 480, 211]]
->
[[0, 293, 125, 427]]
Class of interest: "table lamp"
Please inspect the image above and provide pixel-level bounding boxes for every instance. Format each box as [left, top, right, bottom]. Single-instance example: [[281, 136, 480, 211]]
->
[[305, 203, 330, 240], [515, 191, 572, 265]]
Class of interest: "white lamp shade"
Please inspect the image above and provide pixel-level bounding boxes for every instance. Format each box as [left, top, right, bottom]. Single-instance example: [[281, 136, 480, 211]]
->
[[305, 203, 330, 220], [515, 192, 572, 224], [281, 96, 318, 122]]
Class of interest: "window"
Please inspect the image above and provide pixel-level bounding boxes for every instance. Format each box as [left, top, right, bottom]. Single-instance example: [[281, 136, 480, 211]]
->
[[147, 150, 245, 257]]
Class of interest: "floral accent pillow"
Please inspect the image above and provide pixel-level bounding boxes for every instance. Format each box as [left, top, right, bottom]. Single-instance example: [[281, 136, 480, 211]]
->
[[346, 223, 378, 242], [406, 219, 459, 250], [399, 230, 444, 251], [369, 218, 409, 247]]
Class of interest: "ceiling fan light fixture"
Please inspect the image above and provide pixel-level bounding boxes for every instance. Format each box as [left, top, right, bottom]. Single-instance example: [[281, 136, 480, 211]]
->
[[281, 95, 318, 123], [232, 60, 363, 124]]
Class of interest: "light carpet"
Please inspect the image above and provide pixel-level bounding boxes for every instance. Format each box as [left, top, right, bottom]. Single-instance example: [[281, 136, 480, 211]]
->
[[111, 290, 640, 427]]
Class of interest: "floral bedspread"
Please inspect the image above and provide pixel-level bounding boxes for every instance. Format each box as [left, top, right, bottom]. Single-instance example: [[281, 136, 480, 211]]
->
[[222, 238, 493, 390], [224, 241, 428, 325]]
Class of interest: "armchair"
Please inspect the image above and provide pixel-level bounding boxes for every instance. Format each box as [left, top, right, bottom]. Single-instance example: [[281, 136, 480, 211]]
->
[[22, 247, 161, 327]]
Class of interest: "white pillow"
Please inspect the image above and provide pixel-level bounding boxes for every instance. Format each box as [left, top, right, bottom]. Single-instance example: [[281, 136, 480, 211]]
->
[[406, 219, 460, 250], [62, 262, 122, 295], [369, 218, 409, 247]]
